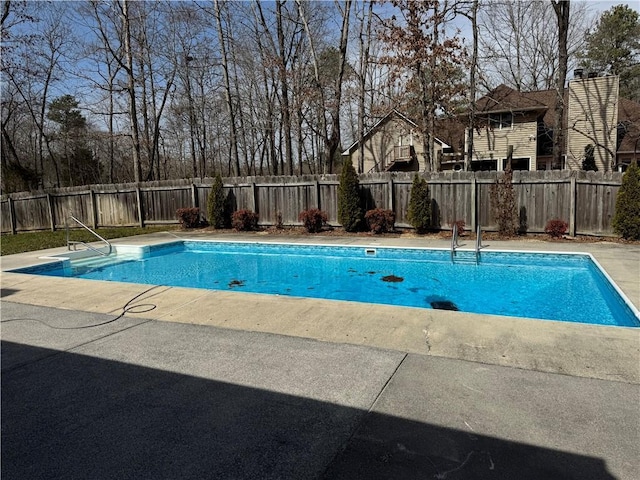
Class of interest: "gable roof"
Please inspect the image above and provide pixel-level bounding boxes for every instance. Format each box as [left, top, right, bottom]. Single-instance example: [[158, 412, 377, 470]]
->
[[342, 109, 450, 156], [475, 84, 550, 114], [475, 82, 640, 154]]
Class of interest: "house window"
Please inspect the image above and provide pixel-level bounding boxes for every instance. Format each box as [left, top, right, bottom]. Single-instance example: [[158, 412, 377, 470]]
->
[[617, 158, 635, 172], [471, 159, 497, 171], [502, 158, 530, 170], [489, 112, 513, 129]]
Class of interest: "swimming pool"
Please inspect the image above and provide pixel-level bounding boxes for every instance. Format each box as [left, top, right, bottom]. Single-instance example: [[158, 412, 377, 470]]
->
[[12, 240, 640, 327]]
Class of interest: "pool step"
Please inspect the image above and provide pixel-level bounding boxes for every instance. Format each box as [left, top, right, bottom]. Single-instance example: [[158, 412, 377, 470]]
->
[[70, 254, 138, 271], [451, 250, 480, 265]]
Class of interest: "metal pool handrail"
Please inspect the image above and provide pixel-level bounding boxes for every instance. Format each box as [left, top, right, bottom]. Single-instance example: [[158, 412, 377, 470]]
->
[[66, 213, 112, 256], [451, 225, 485, 264], [475, 225, 485, 264], [450, 223, 459, 262]]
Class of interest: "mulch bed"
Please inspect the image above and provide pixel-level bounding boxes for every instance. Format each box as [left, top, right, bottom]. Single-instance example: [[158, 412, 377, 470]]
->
[[185, 225, 639, 245]]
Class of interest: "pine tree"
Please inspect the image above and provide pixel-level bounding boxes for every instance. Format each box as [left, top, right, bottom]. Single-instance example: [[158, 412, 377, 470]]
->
[[337, 158, 363, 232], [407, 174, 431, 233], [612, 161, 640, 240], [580, 4, 640, 101]]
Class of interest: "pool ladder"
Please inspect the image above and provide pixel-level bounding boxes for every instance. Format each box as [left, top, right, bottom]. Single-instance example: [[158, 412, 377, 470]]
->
[[451, 225, 484, 264], [66, 213, 112, 256]]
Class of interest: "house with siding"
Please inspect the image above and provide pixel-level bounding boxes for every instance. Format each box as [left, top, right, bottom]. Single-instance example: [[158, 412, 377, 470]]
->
[[341, 110, 451, 173], [344, 74, 639, 173]]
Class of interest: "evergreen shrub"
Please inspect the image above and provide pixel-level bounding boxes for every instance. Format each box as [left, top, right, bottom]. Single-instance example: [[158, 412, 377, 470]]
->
[[612, 161, 640, 240], [582, 144, 598, 171], [337, 158, 364, 232], [207, 174, 227, 229], [407, 174, 431, 233]]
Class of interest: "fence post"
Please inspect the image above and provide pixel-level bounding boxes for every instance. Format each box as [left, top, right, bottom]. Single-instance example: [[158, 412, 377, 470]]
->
[[89, 189, 98, 229], [46, 193, 55, 232], [315, 180, 321, 210], [191, 183, 198, 209], [388, 176, 394, 212], [569, 175, 576, 236], [136, 186, 144, 228], [250, 180, 257, 213], [470, 176, 477, 231], [8, 197, 16, 234]]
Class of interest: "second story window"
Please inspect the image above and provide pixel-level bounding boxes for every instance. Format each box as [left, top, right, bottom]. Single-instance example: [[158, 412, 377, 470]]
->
[[489, 112, 513, 129]]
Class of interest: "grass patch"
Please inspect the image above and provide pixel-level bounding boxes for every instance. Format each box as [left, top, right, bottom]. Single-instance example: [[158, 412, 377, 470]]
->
[[1, 226, 174, 256]]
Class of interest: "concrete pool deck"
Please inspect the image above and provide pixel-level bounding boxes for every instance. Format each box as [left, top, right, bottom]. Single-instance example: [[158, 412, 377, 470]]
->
[[1, 232, 639, 383], [1, 233, 639, 479]]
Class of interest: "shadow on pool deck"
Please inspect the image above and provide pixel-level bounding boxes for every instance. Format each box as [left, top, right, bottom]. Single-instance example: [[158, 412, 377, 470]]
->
[[1, 340, 623, 480]]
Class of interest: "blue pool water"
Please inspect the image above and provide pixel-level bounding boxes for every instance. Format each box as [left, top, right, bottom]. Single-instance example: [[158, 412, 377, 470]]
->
[[14, 241, 639, 327]]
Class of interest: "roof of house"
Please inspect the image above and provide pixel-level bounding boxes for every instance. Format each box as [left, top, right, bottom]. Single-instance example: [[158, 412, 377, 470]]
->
[[459, 82, 640, 155], [475, 84, 550, 114], [342, 109, 450, 156]]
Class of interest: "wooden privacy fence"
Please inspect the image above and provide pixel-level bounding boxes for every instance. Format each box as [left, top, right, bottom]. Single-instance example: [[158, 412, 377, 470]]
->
[[0, 170, 624, 237]]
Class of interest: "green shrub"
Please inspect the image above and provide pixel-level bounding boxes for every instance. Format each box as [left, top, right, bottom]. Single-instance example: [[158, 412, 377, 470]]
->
[[490, 167, 518, 237], [232, 210, 258, 231], [337, 157, 364, 232], [612, 161, 640, 240], [582, 144, 597, 171], [207, 174, 227, 229], [299, 208, 328, 233], [407, 174, 431, 233], [544, 218, 568, 238], [365, 208, 395, 234], [176, 208, 201, 229]]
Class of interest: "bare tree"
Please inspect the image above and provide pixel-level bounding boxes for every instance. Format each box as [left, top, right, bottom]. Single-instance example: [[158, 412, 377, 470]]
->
[[378, 0, 467, 171], [1, 1, 74, 189], [116, 0, 142, 182], [355, 0, 374, 173], [451, 0, 480, 171], [212, 0, 240, 176], [478, 0, 589, 93], [296, 0, 352, 174], [551, 0, 570, 169]]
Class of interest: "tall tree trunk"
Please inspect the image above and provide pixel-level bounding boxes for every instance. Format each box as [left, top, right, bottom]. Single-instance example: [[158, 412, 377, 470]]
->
[[466, 0, 479, 171], [551, 0, 570, 169], [184, 57, 198, 179], [108, 63, 116, 183], [296, 0, 351, 174], [214, 0, 240, 176], [119, 0, 142, 183], [328, 0, 352, 174], [254, 1, 279, 175], [357, 0, 373, 174], [275, 0, 294, 176]]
